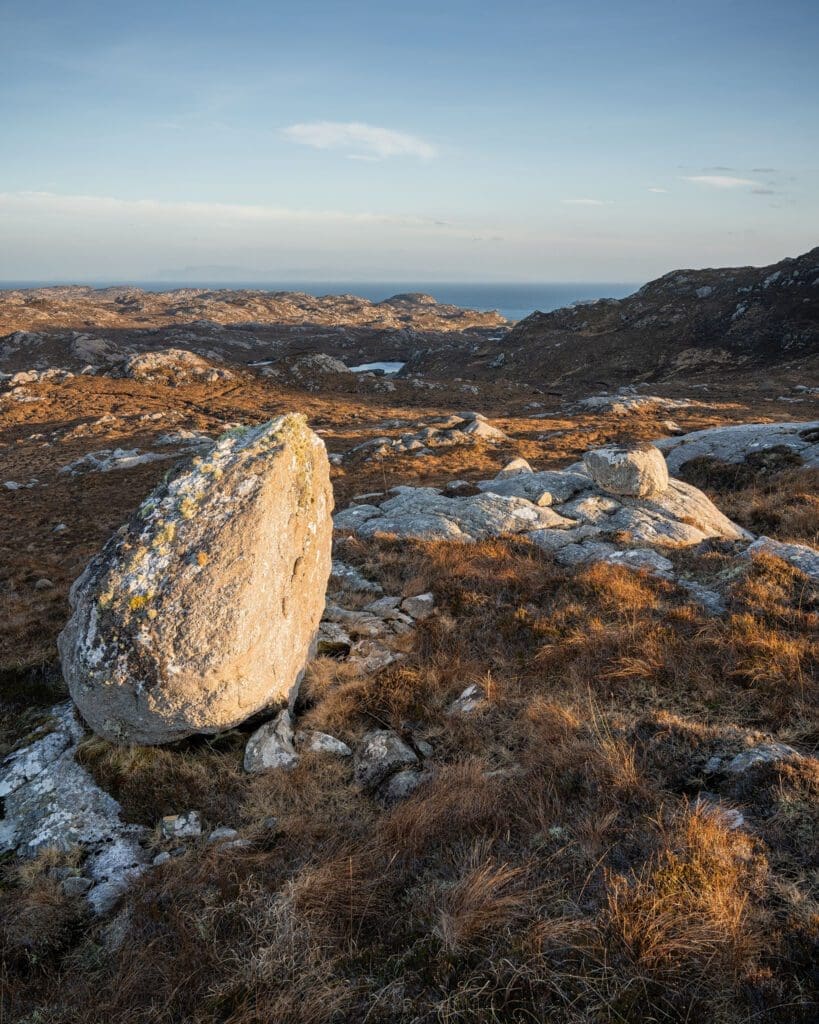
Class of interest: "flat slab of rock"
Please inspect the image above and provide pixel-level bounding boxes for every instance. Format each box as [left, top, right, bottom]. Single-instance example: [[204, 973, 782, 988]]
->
[[336, 456, 749, 555], [59, 414, 333, 744], [576, 394, 692, 415], [743, 537, 819, 581], [655, 421, 819, 473], [723, 742, 802, 775], [0, 702, 148, 913]]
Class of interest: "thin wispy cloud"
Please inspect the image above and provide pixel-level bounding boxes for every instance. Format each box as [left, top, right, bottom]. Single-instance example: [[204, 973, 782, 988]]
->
[[682, 175, 760, 189], [282, 121, 436, 161], [648, 187, 668, 193], [561, 198, 607, 206], [0, 191, 434, 227]]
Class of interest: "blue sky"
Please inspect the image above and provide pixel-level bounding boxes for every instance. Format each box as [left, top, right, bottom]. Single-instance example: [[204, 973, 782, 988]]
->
[[0, 0, 817, 281]]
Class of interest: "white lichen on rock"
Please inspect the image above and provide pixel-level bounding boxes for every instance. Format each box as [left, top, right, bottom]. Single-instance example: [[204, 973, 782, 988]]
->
[[59, 414, 333, 744]]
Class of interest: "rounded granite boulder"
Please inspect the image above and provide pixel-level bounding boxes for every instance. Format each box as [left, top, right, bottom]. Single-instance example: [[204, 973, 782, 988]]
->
[[58, 415, 333, 745], [582, 444, 669, 498]]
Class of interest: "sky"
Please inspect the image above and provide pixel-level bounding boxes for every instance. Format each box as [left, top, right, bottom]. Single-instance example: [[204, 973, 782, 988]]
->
[[0, 0, 817, 283]]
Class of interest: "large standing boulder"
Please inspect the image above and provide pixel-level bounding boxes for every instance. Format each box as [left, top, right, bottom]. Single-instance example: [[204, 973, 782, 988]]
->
[[58, 415, 333, 744], [583, 444, 669, 498]]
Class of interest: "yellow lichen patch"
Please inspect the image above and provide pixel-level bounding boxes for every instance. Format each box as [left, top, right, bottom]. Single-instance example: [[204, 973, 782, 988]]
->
[[196, 550, 209, 567], [153, 522, 177, 549], [178, 496, 199, 520], [128, 594, 150, 612]]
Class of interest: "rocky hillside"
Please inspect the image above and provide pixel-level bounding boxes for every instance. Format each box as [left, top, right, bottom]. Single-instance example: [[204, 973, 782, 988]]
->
[[501, 247, 819, 385], [402, 248, 819, 387]]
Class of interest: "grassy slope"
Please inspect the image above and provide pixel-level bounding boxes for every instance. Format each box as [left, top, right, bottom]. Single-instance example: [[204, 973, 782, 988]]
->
[[1, 374, 817, 1023]]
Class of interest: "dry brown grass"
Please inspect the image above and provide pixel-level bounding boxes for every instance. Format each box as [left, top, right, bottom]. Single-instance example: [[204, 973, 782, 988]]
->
[[2, 378, 818, 1022], [680, 458, 819, 546]]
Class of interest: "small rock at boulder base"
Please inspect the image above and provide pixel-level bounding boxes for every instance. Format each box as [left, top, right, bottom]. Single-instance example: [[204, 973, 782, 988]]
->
[[353, 730, 418, 790], [58, 415, 333, 744], [583, 444, 669, 498], [244, 709, 299, 772], [295, 729, 352, 756]]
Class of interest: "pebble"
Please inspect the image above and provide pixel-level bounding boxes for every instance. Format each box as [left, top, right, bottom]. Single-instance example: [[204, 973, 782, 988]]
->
[[160, 810, 202, 839]]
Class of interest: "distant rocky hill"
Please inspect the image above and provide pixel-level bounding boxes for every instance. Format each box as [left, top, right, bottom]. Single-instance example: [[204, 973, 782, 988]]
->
[[0, 286, 505, 335], [0, 287, 506, 377], [496, 247, 819, 386]]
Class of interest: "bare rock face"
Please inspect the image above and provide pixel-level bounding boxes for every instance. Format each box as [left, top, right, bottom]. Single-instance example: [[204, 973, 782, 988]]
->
[[583, 444, 669, 498], [58, 415, 333, 744], [123, 348, 233, 385], [655, 421, 819, 472]]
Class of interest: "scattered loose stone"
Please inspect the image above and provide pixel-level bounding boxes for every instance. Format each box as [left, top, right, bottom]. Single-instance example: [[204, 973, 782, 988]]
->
[[343, 411, 508, 463], [354, 730, 418, 790], [330, 559, 383, 594], [400, 593, 435, 619], [448, 684, 486, 714], [694, 794, 745, 830], [60, 876, 94, 897], [378, 768, 432, 806], [497, 456, 533, 477], [316, 621, 353, 656], [208, 826, 240, 844], [348, 638, 401, 672], [295, 730, 352, 756], [723, 743, 801, 776], [365, 596, 402, 615], [160, 811, 202, 839], [244, 710, 299, 772]]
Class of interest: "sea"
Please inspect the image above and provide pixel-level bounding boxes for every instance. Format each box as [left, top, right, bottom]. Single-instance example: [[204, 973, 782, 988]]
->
[[2, 281, 640, 323]]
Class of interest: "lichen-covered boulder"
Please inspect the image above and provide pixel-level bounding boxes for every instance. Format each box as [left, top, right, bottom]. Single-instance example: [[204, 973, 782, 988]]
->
[[58, 415, 333, 744], [583, 444, 669, 497]]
